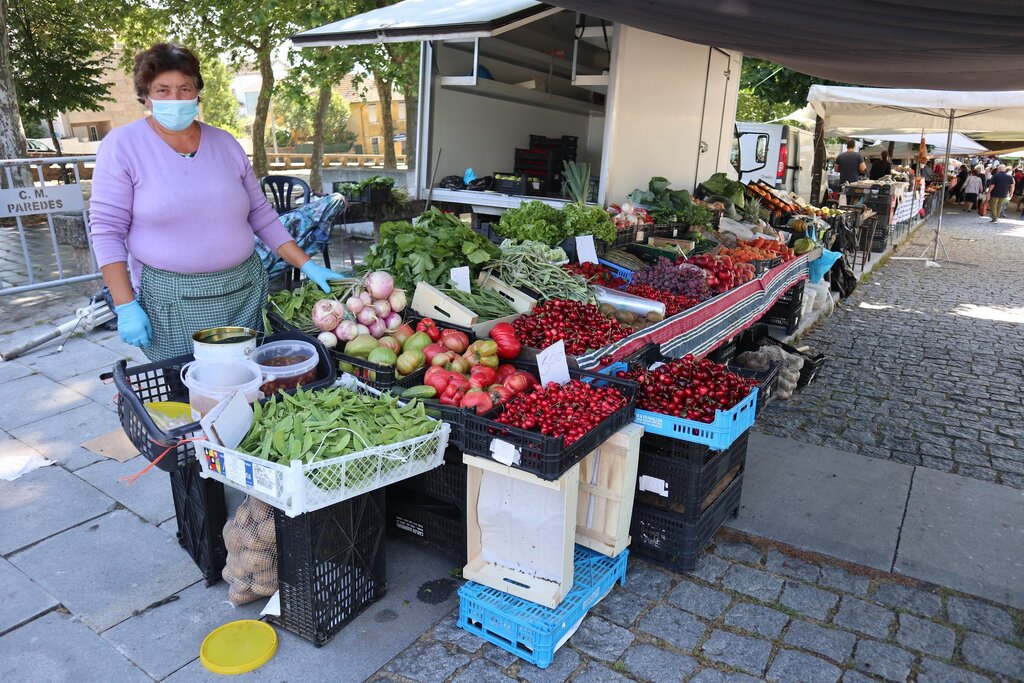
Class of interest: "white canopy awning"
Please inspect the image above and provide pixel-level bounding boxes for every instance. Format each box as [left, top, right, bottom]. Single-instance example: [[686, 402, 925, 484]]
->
[[807, 86, 1024, 137], [291, 0, 556, 46], [862, 133, 987, 157]]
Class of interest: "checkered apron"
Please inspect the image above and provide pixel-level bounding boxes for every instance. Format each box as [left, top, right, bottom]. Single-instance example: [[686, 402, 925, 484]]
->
[[138, 251, 268, 362]]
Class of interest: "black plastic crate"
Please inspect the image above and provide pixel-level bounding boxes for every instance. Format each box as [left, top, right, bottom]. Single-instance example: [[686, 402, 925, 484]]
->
[[776, 281, 805, 307], [761, 297, 801, 335], [706, 335, 738, 364], [472, 222, 504, 246], [361, 184, 393, 204], [731, 362, 781, 417], [636, 430, 748, 518], [646, 222, 687, 238], [739, 324, 826, 388], [390, 445, 466, 507], [492, 173, 543, 197], [268, 310, 475, 391], [110, 330, 335, 472], [385, 490, 466, 562], [462, 363, 638, 481], [630, 472, 744, 572], [751, 256, 783, 276], [169, 459, 228, 585], [272, 490, 387, 647]]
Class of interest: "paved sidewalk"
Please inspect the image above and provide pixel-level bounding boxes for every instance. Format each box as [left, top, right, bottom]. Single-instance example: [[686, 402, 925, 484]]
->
[[757, 209, 1024, 489], [376, 533, 1024, 683]]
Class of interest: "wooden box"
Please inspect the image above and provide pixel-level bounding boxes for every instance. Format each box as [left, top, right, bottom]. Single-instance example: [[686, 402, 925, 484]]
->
[[463, 454, 579, 609], [576, 424, 643, 558], [412, 276, 536, 338]]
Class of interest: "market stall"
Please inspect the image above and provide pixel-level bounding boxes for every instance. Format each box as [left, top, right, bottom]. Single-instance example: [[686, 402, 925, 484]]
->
[[110, 168, 846, 667]]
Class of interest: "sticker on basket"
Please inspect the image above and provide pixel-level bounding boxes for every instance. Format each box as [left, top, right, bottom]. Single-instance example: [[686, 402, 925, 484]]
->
[[490, 438, 521, 466], [575, 235, 599, 264], [638, 475, 669, 497], [537, 340, 571, 387], [220, 451, 280, 497], [450, 266, 472, 293]]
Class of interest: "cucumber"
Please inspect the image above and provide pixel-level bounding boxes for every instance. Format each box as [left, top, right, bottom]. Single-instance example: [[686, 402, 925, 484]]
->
[[400, 385, 437, 400]]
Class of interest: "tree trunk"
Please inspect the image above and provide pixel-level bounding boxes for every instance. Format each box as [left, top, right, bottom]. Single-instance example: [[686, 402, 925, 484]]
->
[[309, 82, 332, 193], [46, 118, 63, 156], [810, 115, 826, 206], [404, 91, 417, 169], [374, 72, 396, 170], [252, 42, 274, 178], [0, 0, 31, 188]]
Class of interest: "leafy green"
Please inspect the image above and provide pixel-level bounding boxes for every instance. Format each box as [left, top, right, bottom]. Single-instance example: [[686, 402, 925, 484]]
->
[[495, 201, 566, 245], [628, 176, 693, 223], [677, 204, 713, 228], [362, 209, 500, 291], [700, 172, 746, 208], [562, 203, 616, 244]]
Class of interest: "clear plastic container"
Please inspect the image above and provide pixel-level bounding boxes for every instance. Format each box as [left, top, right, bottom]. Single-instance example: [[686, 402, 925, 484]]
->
[[251, 340, 318, 395], [180, 359, 264, 420]]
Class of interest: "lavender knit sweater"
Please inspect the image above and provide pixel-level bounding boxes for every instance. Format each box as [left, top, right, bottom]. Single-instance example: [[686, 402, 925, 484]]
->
[[89, 119, 292, 287]]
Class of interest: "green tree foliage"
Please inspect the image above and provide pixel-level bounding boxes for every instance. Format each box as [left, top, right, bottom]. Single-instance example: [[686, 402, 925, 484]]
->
[[737, 58, 849, 123], [274, 89, 354, 147], [7, 0, 115, 155], [735, 88, 794, 123], [200, 54, 243, 137]]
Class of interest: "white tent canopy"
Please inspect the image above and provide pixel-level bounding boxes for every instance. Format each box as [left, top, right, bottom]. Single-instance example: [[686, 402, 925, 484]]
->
[[861, 133, 987, 157], [807, 86, 1024, 137]]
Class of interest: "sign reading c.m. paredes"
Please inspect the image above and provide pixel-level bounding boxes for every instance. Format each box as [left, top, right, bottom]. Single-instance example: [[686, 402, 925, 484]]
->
[[0, 185, 84, 218]]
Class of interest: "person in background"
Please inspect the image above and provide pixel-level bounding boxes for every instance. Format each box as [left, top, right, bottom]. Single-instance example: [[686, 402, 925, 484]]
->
[[985, 164, 1015, 223], [1012, 165, 1024, 211], [920, 159, 934, 182], [960, 169, 983, 211], [952, 164, 969, 203], [834, 140, 866, 186], [89, 43, 345, 361], [869, 150, 892, 180], [933, 159, 944, 176]]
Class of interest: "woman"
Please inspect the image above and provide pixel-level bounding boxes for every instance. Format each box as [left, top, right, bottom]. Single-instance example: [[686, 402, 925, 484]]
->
[[90, 43, 342, 361], [961, 169, 983, 211]]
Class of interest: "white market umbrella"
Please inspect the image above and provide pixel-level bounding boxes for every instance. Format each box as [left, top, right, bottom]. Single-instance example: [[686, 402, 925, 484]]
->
[[808, 86, 1024, 262]]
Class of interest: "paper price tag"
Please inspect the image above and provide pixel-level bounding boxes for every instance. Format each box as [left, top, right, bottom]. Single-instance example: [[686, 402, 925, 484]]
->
[[537, 340, 571, 387], [575, 235, 599, 264], [450, 266, 472, 293], [490, 439, 521, 466], [638, 475, 669, 497]]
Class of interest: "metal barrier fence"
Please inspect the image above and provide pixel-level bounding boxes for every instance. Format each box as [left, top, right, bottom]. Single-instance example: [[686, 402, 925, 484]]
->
[[0, 156, 100, 295]]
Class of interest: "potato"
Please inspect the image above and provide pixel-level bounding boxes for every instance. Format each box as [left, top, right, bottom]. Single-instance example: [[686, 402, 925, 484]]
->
[[254, 517, 276, 547], [250, 578, 278, 597], [233, 501, 252, 528], [223, 522, 244, 555], [238, 548, 275, 574], [228, 584, 258, 606]]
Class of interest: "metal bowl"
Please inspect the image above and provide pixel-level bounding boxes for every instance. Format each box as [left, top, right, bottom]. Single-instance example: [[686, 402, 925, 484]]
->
[[192, 327, 259, 346]]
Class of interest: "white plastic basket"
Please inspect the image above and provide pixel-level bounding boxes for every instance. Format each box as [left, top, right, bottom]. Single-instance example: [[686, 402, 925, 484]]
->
[[193, 382, 450, 516]]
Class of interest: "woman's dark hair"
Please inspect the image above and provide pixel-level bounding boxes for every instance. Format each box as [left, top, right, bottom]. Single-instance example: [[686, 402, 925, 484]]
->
[[133, 43, 204, 104]]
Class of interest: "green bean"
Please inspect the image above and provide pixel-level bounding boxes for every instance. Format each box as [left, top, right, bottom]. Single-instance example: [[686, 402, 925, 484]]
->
[[482, 246, 594, 303], [438, 286, 516, 319]]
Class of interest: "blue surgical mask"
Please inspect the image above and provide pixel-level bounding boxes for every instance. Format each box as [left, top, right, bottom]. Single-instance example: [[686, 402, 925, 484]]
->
[[151, 98, 199, 131]]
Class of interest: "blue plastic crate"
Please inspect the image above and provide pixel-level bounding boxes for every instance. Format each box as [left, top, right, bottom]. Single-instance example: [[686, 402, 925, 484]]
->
[[597, 259, 633, 284], [603, 357, 758, 450], [457, 546, 629, 668], [633, 388, 757, 450]]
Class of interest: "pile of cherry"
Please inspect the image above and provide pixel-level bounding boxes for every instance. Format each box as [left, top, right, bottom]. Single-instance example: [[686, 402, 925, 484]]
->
[[614, 355, 757, 424]]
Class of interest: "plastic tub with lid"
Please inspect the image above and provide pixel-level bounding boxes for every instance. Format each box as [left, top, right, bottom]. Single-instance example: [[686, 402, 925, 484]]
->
[[181, 359, 264, 420], [251, 340, 319, 395]]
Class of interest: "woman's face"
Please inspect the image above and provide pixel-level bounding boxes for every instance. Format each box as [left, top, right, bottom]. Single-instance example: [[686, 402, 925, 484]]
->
[[146, 70, 197, 107]]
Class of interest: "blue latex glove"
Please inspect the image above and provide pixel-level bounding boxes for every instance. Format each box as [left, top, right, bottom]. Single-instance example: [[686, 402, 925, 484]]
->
[[115, 300, 152, 347], [300, 261, 344, 293]]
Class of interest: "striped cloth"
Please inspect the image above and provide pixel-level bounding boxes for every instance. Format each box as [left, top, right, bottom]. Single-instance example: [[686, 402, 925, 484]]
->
[[576, 256, 809, 369], [138, 251, 268, 362]]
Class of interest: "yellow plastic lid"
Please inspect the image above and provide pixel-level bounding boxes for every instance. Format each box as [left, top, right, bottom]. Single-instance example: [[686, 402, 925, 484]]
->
[[144, 401, 193, 431], [200, 620, 278, 675]]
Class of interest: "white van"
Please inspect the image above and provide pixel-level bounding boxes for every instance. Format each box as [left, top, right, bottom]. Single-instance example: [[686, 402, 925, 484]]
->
[[732, 122, 815, 199]]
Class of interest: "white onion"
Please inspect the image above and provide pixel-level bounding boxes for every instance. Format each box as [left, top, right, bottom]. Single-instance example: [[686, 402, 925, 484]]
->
[[333, 320, 358, 342], [345, 296, 364, 314], [356, 324, 370, 336], [312, 299, 345, 331], [372, 299, 391, 319], [317, 331, 338, 349], [367, 318, 386, 338], [384, 311, 403, 331], [356, 307, 377, 326], [388, 289, 407, 313], [365, 271, 395, 300]]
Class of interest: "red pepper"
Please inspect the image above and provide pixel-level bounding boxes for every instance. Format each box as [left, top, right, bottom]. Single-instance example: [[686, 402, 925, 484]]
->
[[416, 318, 441, 342]]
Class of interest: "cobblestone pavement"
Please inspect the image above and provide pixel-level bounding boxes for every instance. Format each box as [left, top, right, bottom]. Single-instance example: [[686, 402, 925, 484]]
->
[[756, 209, 1024, 489], [372, 532, 1024, 682]]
